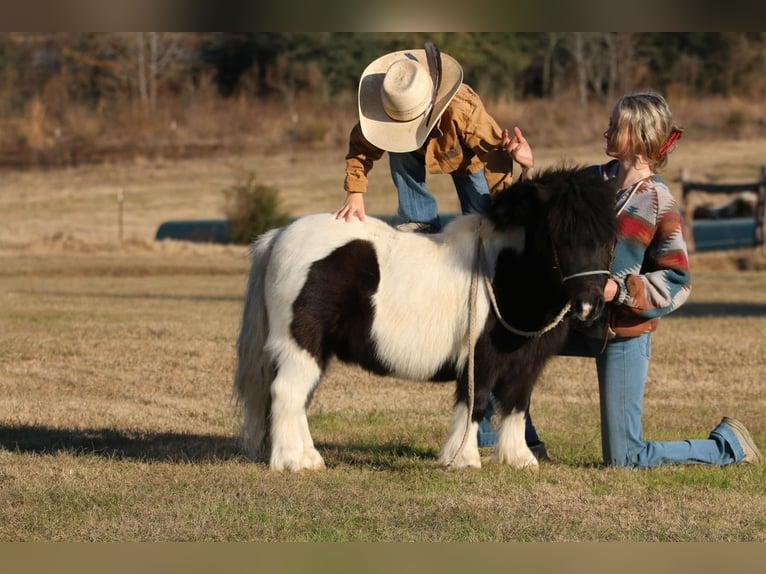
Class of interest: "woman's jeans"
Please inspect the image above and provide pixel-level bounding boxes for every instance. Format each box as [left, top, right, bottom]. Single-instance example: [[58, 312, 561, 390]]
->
[[564, 331, 742, 467], [389, 151, 491, 227], [481, 330, 743, 467]]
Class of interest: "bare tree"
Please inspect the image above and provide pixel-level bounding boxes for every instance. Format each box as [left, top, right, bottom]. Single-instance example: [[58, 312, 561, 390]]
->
[[571, 33, 588, 105], [132, 32, 188, 112], [542, 33, 563, 99], [612, 33, 637, 97], [136, 33, 148, 109], [566, 33, 637, 105]]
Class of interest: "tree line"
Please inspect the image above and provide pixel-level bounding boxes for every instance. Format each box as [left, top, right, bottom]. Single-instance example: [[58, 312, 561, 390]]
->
[[2, 32, 765, 115]]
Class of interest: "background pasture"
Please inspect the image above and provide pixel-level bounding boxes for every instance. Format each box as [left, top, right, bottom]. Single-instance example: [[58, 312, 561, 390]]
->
[[1, 130, 766, 541]]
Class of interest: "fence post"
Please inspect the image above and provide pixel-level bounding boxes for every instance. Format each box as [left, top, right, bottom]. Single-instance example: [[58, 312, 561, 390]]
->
[[756, 165, 766, 249], [680, 168, 696, 253]]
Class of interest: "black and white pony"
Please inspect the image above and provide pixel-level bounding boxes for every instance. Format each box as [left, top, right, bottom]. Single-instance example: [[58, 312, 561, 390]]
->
[[234, 166, 618, 472]]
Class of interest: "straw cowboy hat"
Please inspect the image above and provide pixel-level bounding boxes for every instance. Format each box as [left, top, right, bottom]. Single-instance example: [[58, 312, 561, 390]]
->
[[358, 47, 463, 153]]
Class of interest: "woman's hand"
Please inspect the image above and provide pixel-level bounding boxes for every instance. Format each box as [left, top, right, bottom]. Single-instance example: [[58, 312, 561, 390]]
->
[[604, 278, 620, 302]]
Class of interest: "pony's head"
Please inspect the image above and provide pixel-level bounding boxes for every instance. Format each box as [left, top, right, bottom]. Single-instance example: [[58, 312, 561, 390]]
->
[[488, 166, 618, 324]]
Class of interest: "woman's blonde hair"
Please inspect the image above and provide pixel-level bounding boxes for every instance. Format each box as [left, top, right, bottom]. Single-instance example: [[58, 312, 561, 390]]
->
[[612, 91, 683, 172]]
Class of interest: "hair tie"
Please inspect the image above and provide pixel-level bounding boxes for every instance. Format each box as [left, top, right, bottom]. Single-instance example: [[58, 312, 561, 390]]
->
[[658, 128, 683, 158]]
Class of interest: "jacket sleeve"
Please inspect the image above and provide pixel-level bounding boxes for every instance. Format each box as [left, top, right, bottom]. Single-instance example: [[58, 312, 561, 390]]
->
[[344, 122, 386, 193], [456, 85, 514, 193], [612, 181, 692, 319]]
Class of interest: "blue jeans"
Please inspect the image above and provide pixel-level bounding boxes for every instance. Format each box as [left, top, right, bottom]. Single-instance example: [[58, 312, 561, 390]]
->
[[478, 330, 745, 466], [477, 396, 542, 447], [389, 151, 491, 228], [560, 331, 742, 467]]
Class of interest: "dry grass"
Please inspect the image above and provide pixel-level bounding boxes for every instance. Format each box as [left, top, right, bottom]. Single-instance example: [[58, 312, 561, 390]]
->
[[2, 245, 765, 541], [1, 114, 766, 541]]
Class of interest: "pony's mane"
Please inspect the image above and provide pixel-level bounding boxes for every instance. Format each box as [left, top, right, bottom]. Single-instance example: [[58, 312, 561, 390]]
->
[[531, 165, 617, 248]]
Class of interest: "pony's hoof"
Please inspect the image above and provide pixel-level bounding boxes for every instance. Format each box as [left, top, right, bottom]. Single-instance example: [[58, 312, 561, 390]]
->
[[440, 451, 482, 469], [521, 457, 540, 471], [445, 460, 482, 470], [269, 446, 326, 472], [302, 448, 326, 470], [495, 450, 540, 470]]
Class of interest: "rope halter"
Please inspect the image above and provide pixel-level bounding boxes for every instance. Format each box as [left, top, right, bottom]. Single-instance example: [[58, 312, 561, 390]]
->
[[560, 269, 612, 282]]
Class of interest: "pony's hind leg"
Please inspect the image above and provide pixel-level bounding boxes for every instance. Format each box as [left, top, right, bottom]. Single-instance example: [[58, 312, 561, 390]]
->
[[234, 326, 275, 461], [239, 365, 272, 461], [269, 351, 325, 472], [234, 228, 282, 462], [495, 409, 538, 470], [438, 402, 482, 469]]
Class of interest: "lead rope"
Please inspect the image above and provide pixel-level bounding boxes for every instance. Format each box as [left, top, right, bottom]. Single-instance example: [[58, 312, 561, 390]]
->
[[444, 236, 481, 469], [445, 234, 571, 468], [445, 232, 608, 468], [479, 240, 572, 338]]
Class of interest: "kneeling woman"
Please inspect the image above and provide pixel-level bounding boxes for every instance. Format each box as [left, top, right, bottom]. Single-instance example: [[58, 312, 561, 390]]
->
[[486, 90, 762, 468]]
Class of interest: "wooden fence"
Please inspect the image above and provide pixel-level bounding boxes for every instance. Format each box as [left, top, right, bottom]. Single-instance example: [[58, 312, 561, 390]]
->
[[681, 166, 766, 253]]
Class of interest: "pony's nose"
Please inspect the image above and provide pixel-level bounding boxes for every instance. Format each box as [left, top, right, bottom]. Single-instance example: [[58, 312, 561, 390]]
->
[[572, 297, 605, 322]]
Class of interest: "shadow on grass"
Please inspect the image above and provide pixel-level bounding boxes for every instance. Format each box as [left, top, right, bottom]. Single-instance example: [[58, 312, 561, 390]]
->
[[318, 441, 439, 470], [0, 424, 242, 462], [2, 424, 624, 472], [0, 423, 438, 469], [13, 290, 242, 303], [673, 301, 766, 317]]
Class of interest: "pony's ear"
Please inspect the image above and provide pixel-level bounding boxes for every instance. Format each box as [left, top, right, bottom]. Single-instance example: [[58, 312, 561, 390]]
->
[[488, 181, 542, 229]]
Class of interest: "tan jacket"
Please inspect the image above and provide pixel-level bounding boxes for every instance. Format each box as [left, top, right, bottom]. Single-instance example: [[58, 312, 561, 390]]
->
[[344, 84, 514, 194]]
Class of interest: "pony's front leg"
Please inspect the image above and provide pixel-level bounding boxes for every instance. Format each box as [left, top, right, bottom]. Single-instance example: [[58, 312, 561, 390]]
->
[[495, 409, 538, 470], [269, 352, 325, 472], [438, 402, 482, 469]]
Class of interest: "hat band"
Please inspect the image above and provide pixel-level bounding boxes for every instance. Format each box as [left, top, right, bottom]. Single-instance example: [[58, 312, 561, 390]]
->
[[382, 96, 430, 122]]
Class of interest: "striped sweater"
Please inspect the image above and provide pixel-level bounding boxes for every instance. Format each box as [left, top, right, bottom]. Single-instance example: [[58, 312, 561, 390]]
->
[[592, 160, 692, 338]]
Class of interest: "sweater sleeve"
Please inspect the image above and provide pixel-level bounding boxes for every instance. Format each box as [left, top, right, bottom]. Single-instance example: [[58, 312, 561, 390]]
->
[[612, 178, 692, 319], [344, 122, 386, 193]]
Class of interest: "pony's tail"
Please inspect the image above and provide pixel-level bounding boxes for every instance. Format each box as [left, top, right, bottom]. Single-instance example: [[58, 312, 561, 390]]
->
[[233, 228, 282, 460]]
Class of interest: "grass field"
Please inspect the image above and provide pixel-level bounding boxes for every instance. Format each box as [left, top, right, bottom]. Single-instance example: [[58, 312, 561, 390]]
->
[[1, 136, 766, 541]]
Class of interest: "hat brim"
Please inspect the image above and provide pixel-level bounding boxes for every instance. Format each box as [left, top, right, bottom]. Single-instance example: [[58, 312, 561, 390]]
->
[[358, 49, 463, 153]]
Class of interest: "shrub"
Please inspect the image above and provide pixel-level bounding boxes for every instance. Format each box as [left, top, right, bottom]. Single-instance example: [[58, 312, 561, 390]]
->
[[223, 172, 291, 244], [288, 121, 328, 145], [725, 109, 745, 135]]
